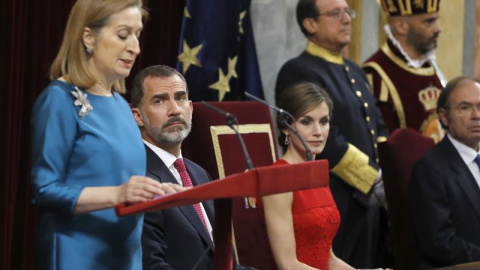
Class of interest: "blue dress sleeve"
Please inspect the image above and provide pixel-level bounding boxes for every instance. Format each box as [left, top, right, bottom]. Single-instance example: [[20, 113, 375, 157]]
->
[[31, 83, 84, 215]]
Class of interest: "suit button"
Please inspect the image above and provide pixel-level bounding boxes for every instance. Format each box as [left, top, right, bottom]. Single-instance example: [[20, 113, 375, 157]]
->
[[351, 78, 355, 84], [356, 91, 362, 97], [364, 102, 368, 108], [371, 129, 375, 135], [366, 116, 371, 122], [345, 66, 350, 72]]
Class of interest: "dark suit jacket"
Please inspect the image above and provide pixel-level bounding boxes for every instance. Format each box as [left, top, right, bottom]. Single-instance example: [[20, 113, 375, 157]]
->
[[141, 145, 215, 270], [408, 137, 480, 269]]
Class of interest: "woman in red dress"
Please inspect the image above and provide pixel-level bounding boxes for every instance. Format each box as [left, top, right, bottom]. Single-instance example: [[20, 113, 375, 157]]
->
[[258, 82, 354, 270]]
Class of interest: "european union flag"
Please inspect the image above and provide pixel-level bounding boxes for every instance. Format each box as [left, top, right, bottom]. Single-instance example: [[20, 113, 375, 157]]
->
[[176, 0, 263, 102]]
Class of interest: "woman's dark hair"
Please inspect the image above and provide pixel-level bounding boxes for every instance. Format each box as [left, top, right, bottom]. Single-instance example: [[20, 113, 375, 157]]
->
[[276, 82, 333, 151]]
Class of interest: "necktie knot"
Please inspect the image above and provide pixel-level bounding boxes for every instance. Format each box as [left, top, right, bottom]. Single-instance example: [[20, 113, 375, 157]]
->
[[174, 158, 187, 173], [174, 158, 193, 188]]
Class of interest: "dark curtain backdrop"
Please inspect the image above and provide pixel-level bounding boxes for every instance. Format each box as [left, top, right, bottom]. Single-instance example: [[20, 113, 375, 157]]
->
[[0, 0, 184, 269]]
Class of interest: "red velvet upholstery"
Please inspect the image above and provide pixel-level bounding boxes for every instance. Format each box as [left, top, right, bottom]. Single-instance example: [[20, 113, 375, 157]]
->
[[182, 101, 279, 269], [183, 101, 278, 179], [378, 128, 435, 270]]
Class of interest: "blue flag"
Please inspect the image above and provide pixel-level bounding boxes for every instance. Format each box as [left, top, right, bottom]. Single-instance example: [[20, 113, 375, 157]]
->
[[176, 0, 264, 102]]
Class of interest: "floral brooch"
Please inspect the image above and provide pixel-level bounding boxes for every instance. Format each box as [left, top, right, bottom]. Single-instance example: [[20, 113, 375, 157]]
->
[[71, 86, 93, 119]]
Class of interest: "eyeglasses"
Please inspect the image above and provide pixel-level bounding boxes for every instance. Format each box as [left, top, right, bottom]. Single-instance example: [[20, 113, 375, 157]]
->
[[313, 8, 356, 21], [454, 103, 480, 115]]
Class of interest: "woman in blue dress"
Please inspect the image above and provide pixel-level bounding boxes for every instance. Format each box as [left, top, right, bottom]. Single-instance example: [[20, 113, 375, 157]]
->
[[30, 0, 182, 269]]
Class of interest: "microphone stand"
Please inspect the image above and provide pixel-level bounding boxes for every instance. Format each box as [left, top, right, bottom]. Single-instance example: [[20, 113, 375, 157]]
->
[[245, 92, 313, 161], [201, 101, 254, 170], [201, 102, 254, 210]]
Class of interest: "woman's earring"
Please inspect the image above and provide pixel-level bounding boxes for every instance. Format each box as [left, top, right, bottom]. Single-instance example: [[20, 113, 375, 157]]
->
[[284, 134, 289, 145], [86, 47, 93, 54]]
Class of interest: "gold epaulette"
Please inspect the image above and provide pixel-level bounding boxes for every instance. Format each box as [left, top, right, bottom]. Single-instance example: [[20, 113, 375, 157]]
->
[[331, 143, 378, 194]]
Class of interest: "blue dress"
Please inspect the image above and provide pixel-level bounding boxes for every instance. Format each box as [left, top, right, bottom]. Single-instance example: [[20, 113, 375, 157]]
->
[[31, 80, 146, 269]]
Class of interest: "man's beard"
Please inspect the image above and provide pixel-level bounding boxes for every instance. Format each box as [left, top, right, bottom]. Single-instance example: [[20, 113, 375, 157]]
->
[[144, 116, 192, 145], [408, 31, 439, 55]]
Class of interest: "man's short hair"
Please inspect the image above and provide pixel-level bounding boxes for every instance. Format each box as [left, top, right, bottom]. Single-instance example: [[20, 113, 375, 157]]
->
[[437, 76, 480, 129], [130, 65, 188, 108], [296, 0, 319, 37]]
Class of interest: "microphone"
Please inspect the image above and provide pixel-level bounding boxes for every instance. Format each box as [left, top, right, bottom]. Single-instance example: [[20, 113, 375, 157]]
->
[[201, 101, 254, 171], [201, 101, 254, 209], [245, 92, 312, 161], [245, 92, 294, 122]]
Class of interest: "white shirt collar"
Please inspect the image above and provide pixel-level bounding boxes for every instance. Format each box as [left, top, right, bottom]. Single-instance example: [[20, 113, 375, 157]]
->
[[143, 139, 183, 167], [447, 134, 479, 165], [384, 24, 436, 68]]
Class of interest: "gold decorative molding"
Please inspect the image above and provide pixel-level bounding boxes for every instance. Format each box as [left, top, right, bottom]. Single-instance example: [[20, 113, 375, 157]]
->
[[362, 61, 407, 128], [210, 124, 276, 179]]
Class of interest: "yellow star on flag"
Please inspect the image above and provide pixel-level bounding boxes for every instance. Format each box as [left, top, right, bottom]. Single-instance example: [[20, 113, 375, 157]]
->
[[227, 56, 238, 79], [238, 11, 247, 35], [209, 69, 230, 101], [177, 40, 203, 74], [184, 7, 192, 18]]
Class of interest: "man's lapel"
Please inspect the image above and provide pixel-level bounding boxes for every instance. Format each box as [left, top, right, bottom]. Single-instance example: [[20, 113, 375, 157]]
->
[[145, 145, 214, 246], [443, 139, 480, 219]]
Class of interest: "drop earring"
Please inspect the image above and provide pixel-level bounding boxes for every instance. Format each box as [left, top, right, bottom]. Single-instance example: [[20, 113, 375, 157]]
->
[[284, 134, 289, 145], [86, 47, 93, 54]]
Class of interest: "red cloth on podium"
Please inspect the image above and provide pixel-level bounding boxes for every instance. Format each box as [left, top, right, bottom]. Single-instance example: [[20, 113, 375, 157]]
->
[[115, 160, 330, 270]]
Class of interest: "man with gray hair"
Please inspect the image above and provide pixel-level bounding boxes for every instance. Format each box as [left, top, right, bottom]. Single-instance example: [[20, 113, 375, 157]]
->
[[408, 76, 480, 268], [130, 65, 215, 270], [130, 65, 256, 270]]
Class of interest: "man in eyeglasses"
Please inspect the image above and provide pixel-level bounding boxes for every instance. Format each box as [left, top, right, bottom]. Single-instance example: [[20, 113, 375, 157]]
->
[[275, 0, 390, 268], [363, 0, 444, 143], [408, 76, 480, 268]]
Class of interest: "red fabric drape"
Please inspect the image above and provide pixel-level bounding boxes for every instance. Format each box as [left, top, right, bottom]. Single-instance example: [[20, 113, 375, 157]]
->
[[0, 0, 184, 269]]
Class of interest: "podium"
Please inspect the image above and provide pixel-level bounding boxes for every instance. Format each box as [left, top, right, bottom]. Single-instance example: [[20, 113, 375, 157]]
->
[[116, 159, 329, 269]]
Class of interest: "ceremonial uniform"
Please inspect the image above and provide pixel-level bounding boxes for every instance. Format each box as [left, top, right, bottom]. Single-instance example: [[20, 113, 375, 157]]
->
[[364, 0, 444, 142], [363, 40, 443, 142], [275, 41, 389, 268]]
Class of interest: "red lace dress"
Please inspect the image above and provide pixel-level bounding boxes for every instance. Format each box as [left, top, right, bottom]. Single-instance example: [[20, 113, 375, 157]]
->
[[258, 159, 341, 270]]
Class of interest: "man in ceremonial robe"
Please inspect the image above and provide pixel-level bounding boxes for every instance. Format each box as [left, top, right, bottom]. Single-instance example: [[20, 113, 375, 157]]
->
[[363, 0, 444, 142], [275, 0, 390, 268]]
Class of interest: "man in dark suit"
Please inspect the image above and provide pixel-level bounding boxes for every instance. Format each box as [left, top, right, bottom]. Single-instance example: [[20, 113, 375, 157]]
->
[[130, 65, 215, 270], [408, 76, 480, 269]]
